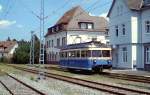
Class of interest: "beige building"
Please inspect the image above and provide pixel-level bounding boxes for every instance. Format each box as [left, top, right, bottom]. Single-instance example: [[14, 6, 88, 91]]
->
[[0, 41, 18, 60], [45, 6, 108, 64]]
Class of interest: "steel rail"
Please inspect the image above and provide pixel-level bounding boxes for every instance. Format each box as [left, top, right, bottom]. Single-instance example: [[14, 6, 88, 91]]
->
[[10, 65, 150, 95]]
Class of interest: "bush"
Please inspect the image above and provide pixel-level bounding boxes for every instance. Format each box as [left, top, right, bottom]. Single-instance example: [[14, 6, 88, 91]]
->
[[0, 56, 10, 63]]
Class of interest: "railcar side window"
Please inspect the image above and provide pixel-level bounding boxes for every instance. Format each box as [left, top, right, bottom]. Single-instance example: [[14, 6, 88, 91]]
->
[[86, 50, 91, 57], [60, 52, 63, 58], [71, 51, 75, 57], [76, 50, 80, 57], [102, 50, 110, 57], [81, 51, 86, 57], [92, 50, 101, 57], [81, 50, 91, 57], [60, 52, 67, 58], [68, 52, 71, 57], [64, 52, 67, 58]]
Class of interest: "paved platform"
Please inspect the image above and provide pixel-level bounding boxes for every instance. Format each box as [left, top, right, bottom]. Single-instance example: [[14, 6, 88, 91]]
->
[[107, 69, 150, 77]]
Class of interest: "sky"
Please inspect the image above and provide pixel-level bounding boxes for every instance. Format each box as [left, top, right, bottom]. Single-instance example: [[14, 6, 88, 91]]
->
[[0, 0, 113, 41]]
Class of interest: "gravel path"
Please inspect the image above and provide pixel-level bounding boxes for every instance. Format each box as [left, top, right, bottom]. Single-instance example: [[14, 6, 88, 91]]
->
[[0, 75, 41, 95], [0, 80, 11, 95], [11, 73, 112, 95]]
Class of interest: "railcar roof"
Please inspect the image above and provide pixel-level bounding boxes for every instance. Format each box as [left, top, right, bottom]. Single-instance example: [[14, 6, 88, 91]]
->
[[61, 41, 110, 50]]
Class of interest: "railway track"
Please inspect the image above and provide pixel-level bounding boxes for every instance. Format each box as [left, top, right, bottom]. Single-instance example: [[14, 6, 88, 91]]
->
[[41, 65, 150, 84], [103, 72, 150, 84], [0, 71, 45, 95], [9, 65, 150, 95]]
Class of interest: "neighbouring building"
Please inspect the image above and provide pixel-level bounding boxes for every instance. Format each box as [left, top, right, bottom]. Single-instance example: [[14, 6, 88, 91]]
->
[[0, 41, 18, 60], [45, 6, 108, 64], [108, 0, 150, 71]]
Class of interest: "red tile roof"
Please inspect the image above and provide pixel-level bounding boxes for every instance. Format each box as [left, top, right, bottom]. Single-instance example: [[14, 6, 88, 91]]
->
[[0, 41, 17, 53], [45, 6, 108, 37]]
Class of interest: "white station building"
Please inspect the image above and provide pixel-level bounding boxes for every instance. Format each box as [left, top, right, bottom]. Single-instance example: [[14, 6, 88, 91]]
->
[[108, 0, 150, 71]]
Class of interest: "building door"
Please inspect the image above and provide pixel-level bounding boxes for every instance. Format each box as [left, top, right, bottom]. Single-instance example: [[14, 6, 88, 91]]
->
[[144, 46, 150, 71], [145, 46, 150, 64]]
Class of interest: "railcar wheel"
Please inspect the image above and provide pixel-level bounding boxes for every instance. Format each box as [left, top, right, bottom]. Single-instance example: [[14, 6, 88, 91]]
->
[[68, 68, 75, 72], [99, 67, 103, 72]]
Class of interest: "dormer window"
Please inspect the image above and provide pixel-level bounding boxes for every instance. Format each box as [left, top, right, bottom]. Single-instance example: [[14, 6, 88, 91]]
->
[[87, 23, 93, 29], [80, 23, 86, 29], [56, 26, 59, 32], [79, 22, 94, 29], [52, 28, 54, 33]]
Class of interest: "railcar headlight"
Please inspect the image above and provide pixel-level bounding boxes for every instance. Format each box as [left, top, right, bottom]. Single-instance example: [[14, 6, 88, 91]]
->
[[93, 59, 96, 65], [107, 60, 111, 64]]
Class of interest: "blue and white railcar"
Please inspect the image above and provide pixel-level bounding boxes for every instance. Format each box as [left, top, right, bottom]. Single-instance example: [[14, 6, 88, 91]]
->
[[59, 41, 112, 72]]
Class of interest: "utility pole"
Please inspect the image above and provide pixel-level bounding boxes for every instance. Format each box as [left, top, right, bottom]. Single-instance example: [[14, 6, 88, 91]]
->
[[30, 31, 35, 65], [39, 0, 45, 65], [38, 0, 45, 80]]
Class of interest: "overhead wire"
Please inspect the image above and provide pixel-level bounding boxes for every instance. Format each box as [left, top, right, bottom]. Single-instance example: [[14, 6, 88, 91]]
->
[[1, 0, 11, 19], [18, 0, 41, 19]]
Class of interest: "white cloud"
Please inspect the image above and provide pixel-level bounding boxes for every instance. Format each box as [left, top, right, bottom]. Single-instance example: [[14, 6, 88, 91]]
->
[[0, 20, 16, 28], [89, 13, 96, 16], [99, 12, 109, 21], [0, 5, 2, 12]]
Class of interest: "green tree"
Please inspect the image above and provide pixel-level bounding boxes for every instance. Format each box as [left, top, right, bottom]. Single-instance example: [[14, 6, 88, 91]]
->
[[12, 35, 40, 64], [12, 41, 30, 64]]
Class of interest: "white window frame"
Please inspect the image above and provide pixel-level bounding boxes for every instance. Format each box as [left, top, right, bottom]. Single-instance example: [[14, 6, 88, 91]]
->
[[145, 21, 150, 33], [80, 23, 87, 29], [57, 38, 60, 47], [115, 25, 119, 37], [87, 23, 93, 29], [122, 47, 127, 63], [122, 24, 126, 35], [146, 47, 150, 64]]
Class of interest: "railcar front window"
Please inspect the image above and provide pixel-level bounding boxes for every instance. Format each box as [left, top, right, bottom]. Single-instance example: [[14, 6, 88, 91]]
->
[[92, 50, 101, 57], [102, 50, 110, 57], [60, 52, 63, 58]]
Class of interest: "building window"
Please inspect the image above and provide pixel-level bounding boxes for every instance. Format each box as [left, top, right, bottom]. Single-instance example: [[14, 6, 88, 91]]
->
[[49, 40, 51, 47], [87, 23, 93, 29], [80, 23, 87, 29], [122, 47, 127, 62], [62, 37, 66, 46], [122, 24, 126, 35], [146, 47, 150, 63], [115, 25, 119, 37], [146, 21, 150, 33], [47, 41, 48, 48], [57, 38, 60, 47], [52, 28, 55, 33], [79, 22, 94, 29], [52, 40, 53, 47]]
